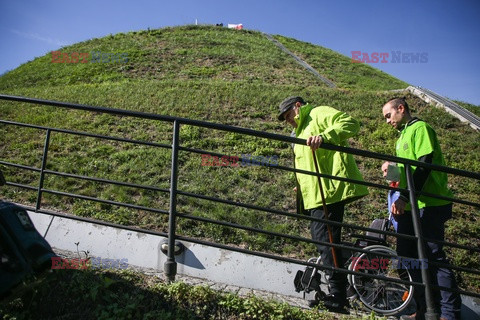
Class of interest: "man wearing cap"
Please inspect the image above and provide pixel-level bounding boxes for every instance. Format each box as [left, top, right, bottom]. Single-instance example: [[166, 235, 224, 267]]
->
[[278, 96, 369, 311], [381, 97, 461, 320]]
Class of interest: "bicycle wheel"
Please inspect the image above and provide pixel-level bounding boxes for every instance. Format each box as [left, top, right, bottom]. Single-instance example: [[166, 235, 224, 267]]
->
[[348, 245, 414, 316]]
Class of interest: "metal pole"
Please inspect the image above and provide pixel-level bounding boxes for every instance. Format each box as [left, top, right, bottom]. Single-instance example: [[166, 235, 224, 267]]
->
[[36, 129, 51, 211], [405, 164, 438, 320], [164, 120, 179, 282]]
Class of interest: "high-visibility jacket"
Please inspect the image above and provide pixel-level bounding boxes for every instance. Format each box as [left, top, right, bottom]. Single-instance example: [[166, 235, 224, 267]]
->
[[294, 103, 369, 209], [395, 118, 452, 210]]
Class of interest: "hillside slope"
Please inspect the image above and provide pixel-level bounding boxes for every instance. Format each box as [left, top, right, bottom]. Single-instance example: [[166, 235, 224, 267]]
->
[[0, 25, 478, 290]]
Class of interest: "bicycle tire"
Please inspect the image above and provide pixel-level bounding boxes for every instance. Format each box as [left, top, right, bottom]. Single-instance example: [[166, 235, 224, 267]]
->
[[348, 245, 414, 316]]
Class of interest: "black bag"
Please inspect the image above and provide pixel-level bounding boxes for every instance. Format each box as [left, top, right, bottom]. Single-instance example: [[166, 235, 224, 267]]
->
[[0, 169, 5, 186], [365, 218, 389, 243], [0, 202, 57, 297], [294, 257, 323, 296]]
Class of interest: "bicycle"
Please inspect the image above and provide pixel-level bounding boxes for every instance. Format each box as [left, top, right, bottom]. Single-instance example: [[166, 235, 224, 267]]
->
[[294, 217, 415, 316]]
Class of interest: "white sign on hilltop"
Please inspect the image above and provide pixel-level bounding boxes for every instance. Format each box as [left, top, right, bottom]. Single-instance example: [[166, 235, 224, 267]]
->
[[227, 23, 243, 30]]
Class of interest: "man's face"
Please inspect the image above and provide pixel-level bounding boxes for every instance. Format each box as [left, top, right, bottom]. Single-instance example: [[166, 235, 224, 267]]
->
[[283, 107, 297, 128], [382, 102, 405, 130]]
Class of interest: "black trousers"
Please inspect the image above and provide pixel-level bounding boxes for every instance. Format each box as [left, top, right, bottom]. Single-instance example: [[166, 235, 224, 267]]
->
[[309, 202, 347, 298], [396, 204, 461, 320]]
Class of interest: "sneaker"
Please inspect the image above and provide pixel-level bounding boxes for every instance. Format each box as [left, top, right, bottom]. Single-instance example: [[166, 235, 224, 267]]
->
[[400, 312, 425, 320], [346, 284, 357, 300], [310, 294, 349, 313], [308, 299, 320, 308]]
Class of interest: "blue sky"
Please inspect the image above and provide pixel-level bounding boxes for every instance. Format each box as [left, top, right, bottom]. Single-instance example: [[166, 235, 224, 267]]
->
[[1, 0, 479, 105]]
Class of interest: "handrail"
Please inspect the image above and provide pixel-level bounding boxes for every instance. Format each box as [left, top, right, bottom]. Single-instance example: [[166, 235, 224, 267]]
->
[[1, 94, 479, 303], [1, 94, 478, 180]]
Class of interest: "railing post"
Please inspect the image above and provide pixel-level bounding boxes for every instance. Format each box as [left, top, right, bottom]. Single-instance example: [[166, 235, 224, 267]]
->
[[164, 120, 179, 282], [405, 164, 438, 320], [36, 129, 51, 211]]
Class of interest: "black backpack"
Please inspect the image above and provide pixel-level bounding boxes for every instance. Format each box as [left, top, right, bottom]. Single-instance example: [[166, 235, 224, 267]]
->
[[0, 201, 57, 298]]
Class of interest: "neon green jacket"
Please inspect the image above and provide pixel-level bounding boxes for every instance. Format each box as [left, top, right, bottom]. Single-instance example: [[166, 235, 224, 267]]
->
[[396, 118, 452, 209], [294, 104, 369, 209]]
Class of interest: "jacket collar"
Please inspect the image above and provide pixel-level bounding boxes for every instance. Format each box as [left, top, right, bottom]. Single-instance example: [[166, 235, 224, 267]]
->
[[295, 103, 314, 135], [401, 117, 421, 131]]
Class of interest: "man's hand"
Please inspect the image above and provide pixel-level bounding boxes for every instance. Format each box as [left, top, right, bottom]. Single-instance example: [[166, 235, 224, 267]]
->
[[306, 135, 323, 151], [391, 198, 406, 219]]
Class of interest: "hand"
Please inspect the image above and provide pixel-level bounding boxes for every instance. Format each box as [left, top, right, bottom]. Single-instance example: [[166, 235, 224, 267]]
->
[[306, 135, 323, 151], [391, 198, 406, 218], [293, 186, 297, 192]]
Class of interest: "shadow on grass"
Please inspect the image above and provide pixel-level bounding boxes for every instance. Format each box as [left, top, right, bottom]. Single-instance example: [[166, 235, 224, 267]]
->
[[0, 268, 200, 320]]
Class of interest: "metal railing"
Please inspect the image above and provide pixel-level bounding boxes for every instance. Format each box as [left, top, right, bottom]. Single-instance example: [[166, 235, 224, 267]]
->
[[1, 94, 479, 317], [411, 86, 480, 131]]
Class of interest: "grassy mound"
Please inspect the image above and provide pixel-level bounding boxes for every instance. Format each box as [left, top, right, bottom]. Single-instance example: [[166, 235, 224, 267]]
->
[[0, 25, 478, 291]]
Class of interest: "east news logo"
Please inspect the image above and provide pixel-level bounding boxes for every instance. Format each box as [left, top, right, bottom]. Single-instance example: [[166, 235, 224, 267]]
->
[[51, 51, 128, 63], [351, 51, 428, 63]]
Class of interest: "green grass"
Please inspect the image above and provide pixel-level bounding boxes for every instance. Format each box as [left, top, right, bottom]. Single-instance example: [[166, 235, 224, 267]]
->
[[0, 25, 479, 292], [455, 100, 480, 117], [1, 267, 372, 320], [272, 35, 409, 90]]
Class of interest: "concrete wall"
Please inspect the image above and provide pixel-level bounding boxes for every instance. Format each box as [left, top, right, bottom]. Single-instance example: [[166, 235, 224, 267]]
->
[[28, 210, 479, 319], [28, 210, 320, 299]]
